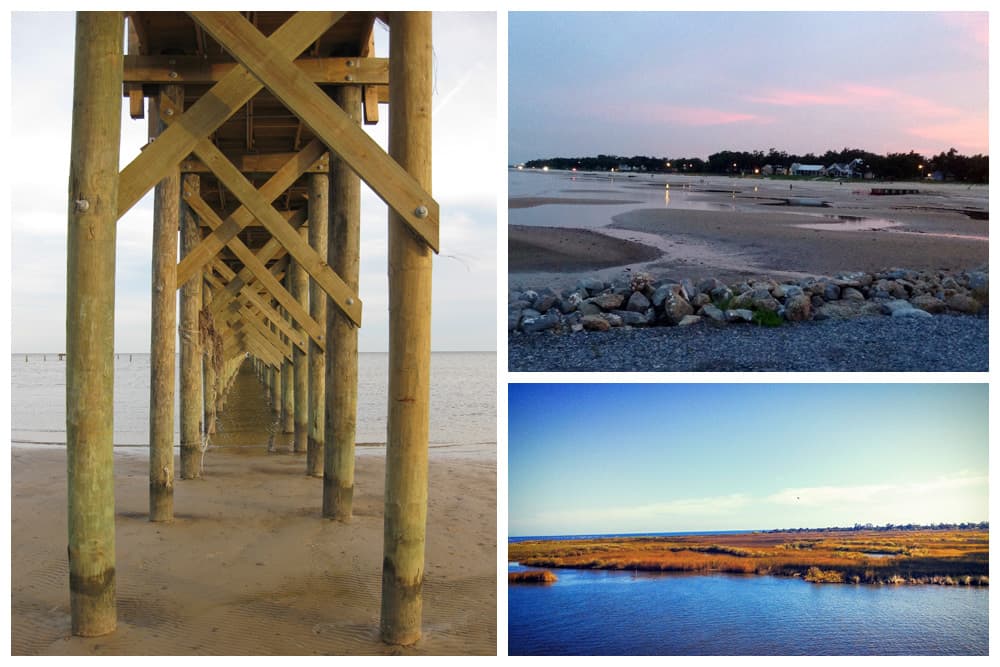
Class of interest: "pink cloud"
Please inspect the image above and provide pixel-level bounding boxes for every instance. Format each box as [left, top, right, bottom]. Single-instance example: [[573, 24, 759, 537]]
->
[[747, 90, 849, 107], [749, 84, 963, 118], [649, 104, 766, 127]]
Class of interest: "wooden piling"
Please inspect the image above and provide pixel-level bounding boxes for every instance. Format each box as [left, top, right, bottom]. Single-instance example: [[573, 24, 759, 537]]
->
[[324, 85, 361, 517], [381, 11, 433, 646], [271, 364, 281, 415], [148, 85, 182, 521], [66, 10, 122, 636], [180, 173, 204, 478], [204, 281, 218, 436], [307, 173, 328, 476], [281, 301, 294, 436], [292, 229, 309, 454]]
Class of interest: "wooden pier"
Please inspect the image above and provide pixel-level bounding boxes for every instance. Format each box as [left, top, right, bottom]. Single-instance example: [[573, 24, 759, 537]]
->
[[65, 11, 437, 645]]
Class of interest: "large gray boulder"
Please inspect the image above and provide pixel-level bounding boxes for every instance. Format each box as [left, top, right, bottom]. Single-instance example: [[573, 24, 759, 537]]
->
[[784, 294, 811, 321], [521, 311, 561, 333], [627, 291, 652, 312]]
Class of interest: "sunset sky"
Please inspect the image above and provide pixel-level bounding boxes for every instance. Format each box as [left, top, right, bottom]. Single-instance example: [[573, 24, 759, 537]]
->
[[9, 12, 496, 352], [509, 384, 988, 537], [509, 11, 988, 163]]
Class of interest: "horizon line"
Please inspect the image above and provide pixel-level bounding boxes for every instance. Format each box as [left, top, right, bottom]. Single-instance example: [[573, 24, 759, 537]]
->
[[510, 522, 989, 539]]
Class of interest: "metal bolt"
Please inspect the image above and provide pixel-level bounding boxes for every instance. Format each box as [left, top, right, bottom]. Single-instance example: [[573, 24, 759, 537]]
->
[[414, 205, 429, 219], [345, 74, 354, 82], [74, 199, 90, 212], [165, 108, 174, 116], [347, 298, 354, 305], [169, 71, 178, 79], [346, 59, 355, 67]]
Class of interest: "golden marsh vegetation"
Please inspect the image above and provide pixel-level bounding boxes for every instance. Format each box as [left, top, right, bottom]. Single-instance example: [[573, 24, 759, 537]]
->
[[509, 530, 988, 586]]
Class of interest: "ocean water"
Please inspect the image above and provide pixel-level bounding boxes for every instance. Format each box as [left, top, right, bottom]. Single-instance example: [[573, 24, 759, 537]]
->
[[507, 564, 988, 656], [10, 352, 496, 450]]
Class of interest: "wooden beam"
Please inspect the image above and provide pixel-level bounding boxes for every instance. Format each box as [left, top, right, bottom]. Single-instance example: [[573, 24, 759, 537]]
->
[[116, 11, 345, 219], [360, 17, 379, 126], [123, 55, 389, 86], [172, 132, 327, 285], [210, 249, 310, 358], [363, 85, 380, 125], [189, 11, 439, 252], [179, 151, 329, 175], [224, 309, 289, 366], [126, 14, 145, 119], [186, 130, 363, 327], [182, 191, 328, 347], [205, 232, 310, 355], [207, 215, 301, 315]]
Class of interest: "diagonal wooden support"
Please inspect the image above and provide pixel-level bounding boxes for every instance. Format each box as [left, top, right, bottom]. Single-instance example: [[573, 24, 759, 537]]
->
[[116, 11, 345, 219], [205, 235, 308, 355], [189, 11, 440, 251], [186, 131, 363, 326], [209, 264, 299, 358], [183, 191, 328, 347], [175, 138, 327, 286], [210, 227, 297, 317], [207, 253, 308, 354], [222, 306, 290, 365]]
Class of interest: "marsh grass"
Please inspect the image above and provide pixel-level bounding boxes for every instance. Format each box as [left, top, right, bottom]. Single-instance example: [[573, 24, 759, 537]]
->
[[509, 530, 988, 586], [509, 570, 558, 584]]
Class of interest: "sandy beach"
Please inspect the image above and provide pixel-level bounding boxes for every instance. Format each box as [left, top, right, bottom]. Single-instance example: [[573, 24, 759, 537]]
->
[[11, 368, 496, 656], [508, 171, 988, 289]]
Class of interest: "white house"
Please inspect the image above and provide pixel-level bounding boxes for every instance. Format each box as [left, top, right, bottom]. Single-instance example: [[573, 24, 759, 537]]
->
[[789, 163, 826, 176]]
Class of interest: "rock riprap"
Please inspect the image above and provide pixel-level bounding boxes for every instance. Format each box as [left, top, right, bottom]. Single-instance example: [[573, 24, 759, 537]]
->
[[509, 268, 988, 334]]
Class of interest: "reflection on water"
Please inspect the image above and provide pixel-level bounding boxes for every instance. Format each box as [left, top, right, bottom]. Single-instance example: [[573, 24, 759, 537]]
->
[[508, 566, 988, 656]]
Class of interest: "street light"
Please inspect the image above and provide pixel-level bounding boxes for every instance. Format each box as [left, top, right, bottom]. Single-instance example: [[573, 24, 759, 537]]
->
[[918, 164, 924, 180]]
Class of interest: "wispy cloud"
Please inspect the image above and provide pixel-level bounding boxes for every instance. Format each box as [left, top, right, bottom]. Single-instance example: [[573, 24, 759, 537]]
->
[[748, 83, 962, 118], [651, 105, 766, 127], [766, 473, 987, 507], [533, 493, 752, 528], [747, 90, 848, 107]]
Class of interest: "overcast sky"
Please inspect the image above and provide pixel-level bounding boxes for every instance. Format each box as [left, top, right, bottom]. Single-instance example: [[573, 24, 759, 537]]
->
[[9, 12, 497, 352], [509, 384, 988, 536], [509, 11, 988, 163]]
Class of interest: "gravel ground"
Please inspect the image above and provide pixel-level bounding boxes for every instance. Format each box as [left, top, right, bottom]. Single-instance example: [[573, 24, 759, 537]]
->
[[508, 315, 988, 372]]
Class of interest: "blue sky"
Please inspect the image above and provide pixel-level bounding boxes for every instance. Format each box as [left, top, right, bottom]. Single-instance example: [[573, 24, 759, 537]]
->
[[509, 384, 988, 536], [9, 12, 496, 352], [509, 11, 988, 163]]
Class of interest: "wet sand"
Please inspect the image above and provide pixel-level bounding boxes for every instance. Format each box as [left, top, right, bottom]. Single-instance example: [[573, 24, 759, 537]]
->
[[509, 224, 660, 272], [508, 171, 988, 288], [11, 369, 496, 656], [509, 196, 644, 209]]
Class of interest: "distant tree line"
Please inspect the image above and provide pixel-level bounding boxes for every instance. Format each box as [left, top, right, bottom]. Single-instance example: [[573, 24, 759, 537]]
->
[[522, 147, 988, 183], [762, 521, 988, 534]]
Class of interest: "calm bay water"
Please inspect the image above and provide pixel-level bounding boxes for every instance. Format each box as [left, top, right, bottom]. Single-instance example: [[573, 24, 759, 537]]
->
[[10, 352, 495, 450], [508, 564, 988, 655]]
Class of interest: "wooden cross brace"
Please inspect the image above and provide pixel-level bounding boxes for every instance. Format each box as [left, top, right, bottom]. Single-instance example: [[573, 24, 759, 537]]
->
[[189, 11, 439, 251], [117, 11, 346, 218]]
